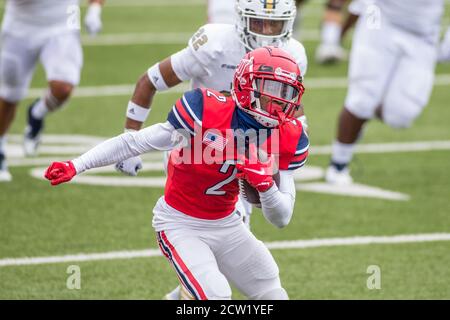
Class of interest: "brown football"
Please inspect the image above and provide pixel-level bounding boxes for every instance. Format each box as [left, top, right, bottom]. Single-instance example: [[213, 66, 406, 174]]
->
[[238, 171, 281, 207]]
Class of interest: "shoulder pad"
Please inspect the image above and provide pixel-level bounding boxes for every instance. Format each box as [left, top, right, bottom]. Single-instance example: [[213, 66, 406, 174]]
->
[[188, 24, 237, 67], [282, 38, 308, 77]]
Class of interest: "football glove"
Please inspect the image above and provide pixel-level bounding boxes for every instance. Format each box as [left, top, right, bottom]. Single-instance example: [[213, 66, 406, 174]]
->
[[84, 3, 102, 35], [45, 161, 76, 186], [236, 145, 275, 193], [115, 156, 143, 176]]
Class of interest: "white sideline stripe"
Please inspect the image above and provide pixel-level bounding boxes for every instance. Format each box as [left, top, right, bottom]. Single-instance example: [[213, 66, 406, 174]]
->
[[81, 0, 205, 7], [27, 74, 450, 98], [80, 30, 321, 46], [311, 140, 450, 155], [1, 233, 449, 267], [296, 182, 410, 201]]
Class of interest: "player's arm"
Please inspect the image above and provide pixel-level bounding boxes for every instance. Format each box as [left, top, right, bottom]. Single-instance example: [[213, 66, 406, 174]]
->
[[125, 58, 182, 131], [259, 170, 297, 228], [125, 25, 213, 132], [237, 158, 297, 228], [85, 0, 105, 35], [45, 121, 178, 185], [258, 125, 309, 228], [117, 26, 211, 176]]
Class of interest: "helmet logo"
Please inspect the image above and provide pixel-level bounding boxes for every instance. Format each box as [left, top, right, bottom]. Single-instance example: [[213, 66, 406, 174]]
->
[[274, 67, 297, 82], [260, 0, 279, 10]]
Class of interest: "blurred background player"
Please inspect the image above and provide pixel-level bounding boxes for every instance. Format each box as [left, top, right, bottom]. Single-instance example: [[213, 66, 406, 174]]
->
[[315, 0, 372, 64], [315, 0, 348, 64], [325, 0, 445, 184], [44, 46, 309, 300], [0, 0, 104, 182], [438, 26, 450, 62]]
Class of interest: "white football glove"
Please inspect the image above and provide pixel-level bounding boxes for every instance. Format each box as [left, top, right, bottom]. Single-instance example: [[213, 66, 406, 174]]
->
[[84, 3, 102, 36], [115, 156, 143, 176]]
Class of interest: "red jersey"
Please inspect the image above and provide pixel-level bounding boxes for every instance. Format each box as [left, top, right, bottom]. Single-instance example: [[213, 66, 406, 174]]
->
[[165, 88, 309, 220]]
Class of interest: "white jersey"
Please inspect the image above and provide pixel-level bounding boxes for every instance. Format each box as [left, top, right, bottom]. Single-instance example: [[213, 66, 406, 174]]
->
[[375, 0, 444, 42], [1, 0, 80, 38], [170, 24, 308, 93]]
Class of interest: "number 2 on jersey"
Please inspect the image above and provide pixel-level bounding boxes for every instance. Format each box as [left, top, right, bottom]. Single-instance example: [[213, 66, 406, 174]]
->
[[205, 162, 237, 195]]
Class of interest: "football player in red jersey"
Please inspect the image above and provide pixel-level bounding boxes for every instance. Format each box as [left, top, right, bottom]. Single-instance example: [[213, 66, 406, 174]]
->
[[45, 47, 309, 300]]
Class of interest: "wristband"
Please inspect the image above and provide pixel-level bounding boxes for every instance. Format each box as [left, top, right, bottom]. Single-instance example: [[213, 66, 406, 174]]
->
[[126, 101, 150, 122], [147, 63, 169, 91]]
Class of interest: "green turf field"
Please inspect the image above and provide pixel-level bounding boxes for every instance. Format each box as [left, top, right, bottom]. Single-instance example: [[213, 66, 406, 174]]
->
[[1, 0, 450, 300]]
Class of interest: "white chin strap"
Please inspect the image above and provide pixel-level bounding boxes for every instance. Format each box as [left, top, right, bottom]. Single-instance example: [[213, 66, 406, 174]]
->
[[248, 35, 282, 50]]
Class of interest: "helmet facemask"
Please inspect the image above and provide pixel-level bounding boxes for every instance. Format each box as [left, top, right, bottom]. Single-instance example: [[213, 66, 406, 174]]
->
[[249, 70, 303, 127]]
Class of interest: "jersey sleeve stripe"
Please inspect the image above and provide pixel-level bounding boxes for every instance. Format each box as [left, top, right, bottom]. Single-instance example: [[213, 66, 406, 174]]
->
[[295, 143, 309, 155], [291, 150, 308, 163], [175, 99, 196, 129], [170, 105, 195, 135], [295, 129, 309, 155], [182, 94, 203, 126], [288, 158, 308, 170]]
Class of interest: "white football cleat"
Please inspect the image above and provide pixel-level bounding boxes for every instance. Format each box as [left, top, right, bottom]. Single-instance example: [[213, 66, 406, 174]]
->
[[23, 126, 41, 157], [0, 153, 12, 182], [315, 43, 347, 64], [325, 165, 353, 185]]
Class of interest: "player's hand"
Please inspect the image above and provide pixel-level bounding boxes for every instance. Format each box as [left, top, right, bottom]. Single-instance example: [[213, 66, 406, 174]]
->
[[236, 145, 274, 193], [115, 156, 143, 176], [84, 3, 102, 36], [45, 161, 76, 186]]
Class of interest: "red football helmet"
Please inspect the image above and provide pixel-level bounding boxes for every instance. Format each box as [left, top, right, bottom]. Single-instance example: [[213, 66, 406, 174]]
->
[[231, 46, 305, 128]]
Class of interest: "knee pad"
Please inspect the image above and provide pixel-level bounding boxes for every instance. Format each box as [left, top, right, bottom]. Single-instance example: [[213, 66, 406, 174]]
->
[[203, 271, 232, 300], [256, 287, 289, 300], [382, 99, 422, 129]]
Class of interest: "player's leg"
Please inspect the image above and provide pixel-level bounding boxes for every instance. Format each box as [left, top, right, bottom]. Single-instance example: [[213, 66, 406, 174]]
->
[[315, 0, 348, 64], [215, 224, 288, 300], [326, 13, 399, 184], [24, 32, 82, 156], [381, 32, 437, 129], [157, 229, 232, 300], [0, 33, 39, 180]]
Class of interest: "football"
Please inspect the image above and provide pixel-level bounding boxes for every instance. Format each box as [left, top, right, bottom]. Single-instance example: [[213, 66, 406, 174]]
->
[[239, 171, 281, 207]]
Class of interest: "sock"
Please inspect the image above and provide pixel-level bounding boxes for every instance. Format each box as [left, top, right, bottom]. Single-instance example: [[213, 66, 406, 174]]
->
[[330, 140, 356, 170], [31, 92, 62, 120], [31, 98, 48, 120], [0, 135, 6, 154], [321, 21, 342, 46]]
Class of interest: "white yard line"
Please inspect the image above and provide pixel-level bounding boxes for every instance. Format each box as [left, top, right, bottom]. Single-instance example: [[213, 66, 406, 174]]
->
[[1, 233, 449, 267], [80, 29, 321, 46], [27, 74, 450, 99]]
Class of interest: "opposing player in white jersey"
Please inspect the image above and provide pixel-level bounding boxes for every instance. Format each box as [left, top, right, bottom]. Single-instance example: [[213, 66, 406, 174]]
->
[[117, 0, 307, 175], [326, 0, 445, 184], [0, 0, 104, 182]]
